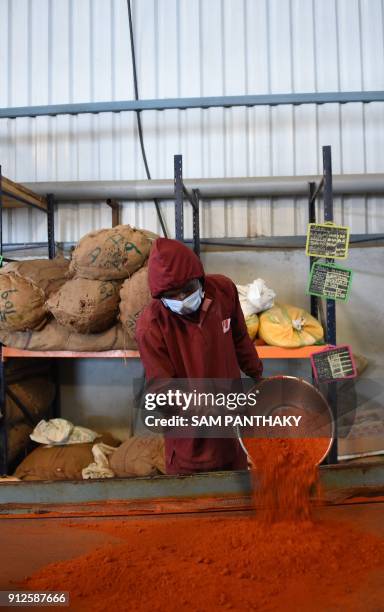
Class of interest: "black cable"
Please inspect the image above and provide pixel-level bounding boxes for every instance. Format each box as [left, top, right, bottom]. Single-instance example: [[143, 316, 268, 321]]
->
[[127, 0, 168, 237]]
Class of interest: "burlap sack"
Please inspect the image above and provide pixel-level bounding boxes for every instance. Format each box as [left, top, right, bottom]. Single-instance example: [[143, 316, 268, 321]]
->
[[0, 272, 47, 332], [69, 225, 151, 280], [6, 377, 56, 425], [47, 278, 121, 334], [0, 320, 137, 351], [110, 436, 165, 477], [0, 257, 69, 297], [119, 267, 152, 340], [8, 423, 33, 464], [13, 432, 120, 481], [140, 229, 159, 242]]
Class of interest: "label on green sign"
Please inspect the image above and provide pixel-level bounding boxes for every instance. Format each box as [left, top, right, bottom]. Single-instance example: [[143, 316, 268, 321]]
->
[[306, 223, 350, 259], [307, 262, 353, 302]]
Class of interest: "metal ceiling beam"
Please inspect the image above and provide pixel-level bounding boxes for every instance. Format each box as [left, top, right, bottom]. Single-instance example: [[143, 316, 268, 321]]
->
[[2, 234, 383, 254], [1, 91, 384, 119], [23, 173, 384, 201]]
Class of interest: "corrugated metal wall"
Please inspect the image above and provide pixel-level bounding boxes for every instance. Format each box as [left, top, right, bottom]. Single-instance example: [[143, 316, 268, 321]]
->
[[0, 0, 384, 242]]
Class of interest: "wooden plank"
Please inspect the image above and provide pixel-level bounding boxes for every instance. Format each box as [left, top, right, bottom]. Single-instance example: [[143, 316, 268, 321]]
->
[[1, 176, 47, 211]]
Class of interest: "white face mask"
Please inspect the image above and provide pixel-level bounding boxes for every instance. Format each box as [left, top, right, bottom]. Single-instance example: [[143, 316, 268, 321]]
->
[[161, 284, 204, 315]]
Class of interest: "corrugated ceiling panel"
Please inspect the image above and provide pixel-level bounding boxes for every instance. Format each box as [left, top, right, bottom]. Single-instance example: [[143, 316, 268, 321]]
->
[[0, 0, 383, 243]]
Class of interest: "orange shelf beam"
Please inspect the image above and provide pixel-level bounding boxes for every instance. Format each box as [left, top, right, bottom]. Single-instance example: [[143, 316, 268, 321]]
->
[[256, 345, 330, 359], [2, 345, 330, 360], [1, 348, 140, 360]]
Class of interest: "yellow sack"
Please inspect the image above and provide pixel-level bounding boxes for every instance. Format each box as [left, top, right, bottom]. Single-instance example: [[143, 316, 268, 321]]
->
[[245, 313, 259, 341], [258, 303, 324, 348]]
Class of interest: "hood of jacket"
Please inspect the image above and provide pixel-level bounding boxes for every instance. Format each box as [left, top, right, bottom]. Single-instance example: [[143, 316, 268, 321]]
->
[[148, 238, 205, 298]]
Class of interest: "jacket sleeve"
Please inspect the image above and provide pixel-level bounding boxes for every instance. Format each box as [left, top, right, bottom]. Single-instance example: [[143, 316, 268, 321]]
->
[[230, 282, 263, 380], [136, 320, 176, 381]]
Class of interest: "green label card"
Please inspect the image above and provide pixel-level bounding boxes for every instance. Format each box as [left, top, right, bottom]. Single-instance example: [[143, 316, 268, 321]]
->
[[307, 262, 353, 302], [306, 223, 350, 259]]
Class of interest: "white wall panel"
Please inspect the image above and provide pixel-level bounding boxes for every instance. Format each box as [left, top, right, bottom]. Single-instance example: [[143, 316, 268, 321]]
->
[[0, 0, 383, 243]]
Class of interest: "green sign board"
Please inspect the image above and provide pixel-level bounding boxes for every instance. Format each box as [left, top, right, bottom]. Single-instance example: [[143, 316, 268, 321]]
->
[[307, 262, 353, 302]]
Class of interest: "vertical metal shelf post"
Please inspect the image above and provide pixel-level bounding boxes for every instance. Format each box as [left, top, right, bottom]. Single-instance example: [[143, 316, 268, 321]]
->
[[0, 165, 3, 260], [174, 154, 201, 257], [0, 176, 58, 473], [174, 155, 184, 242], [191, 188, 201, 257], [0, 165, 5, 474], [47, 193, 56, 259], [308, 181, 317, 319], [322, 145, 338, 464]]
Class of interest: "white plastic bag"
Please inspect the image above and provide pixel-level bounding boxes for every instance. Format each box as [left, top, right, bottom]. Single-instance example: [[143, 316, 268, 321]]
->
[[30, 418, 99, 446], [236, 285, 257, 318], [82, 442, 116, 479], [247, 279, 276, 313]]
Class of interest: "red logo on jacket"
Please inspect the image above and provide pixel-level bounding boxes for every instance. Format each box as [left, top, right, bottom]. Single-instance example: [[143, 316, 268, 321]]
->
[[222, 318, 231, 333]]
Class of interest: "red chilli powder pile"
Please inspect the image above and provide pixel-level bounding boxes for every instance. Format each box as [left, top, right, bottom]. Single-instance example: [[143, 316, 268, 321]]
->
[[22, 438, 384, 611], [244, 436, 330, 522]]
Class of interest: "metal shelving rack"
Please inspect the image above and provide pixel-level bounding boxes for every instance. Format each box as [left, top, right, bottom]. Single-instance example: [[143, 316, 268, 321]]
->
[[0, 148, 338, 474], [0, 168, 57, 474], [0, 173, 131, 474]]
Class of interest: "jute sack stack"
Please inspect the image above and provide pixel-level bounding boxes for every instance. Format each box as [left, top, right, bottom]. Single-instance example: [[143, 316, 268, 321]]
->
[[119, 267, 152, 340], [68, 225, 152, 281], [0, 320, 136, 352], [0, 257, 70, 332], [1, 257, 69, 297], [47, 278, 121, 334]]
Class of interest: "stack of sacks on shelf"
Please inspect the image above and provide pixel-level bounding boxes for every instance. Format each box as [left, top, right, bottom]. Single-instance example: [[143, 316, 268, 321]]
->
[[0, 225, 157, 351], [0, 257, 69, 332], [13, 417, 166, 480], [237, 278, 324, 348], [3, 359, 56, 465]]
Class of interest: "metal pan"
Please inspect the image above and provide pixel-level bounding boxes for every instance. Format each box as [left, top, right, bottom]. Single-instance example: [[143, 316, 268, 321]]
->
[[237, 376, 335, 466]]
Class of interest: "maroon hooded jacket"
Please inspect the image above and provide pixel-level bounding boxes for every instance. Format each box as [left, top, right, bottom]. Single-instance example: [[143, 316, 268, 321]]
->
[[136, 238, 263, 474]]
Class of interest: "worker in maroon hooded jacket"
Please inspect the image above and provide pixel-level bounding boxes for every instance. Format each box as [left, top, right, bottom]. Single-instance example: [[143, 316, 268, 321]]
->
[[136, 238, 263, 475]]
